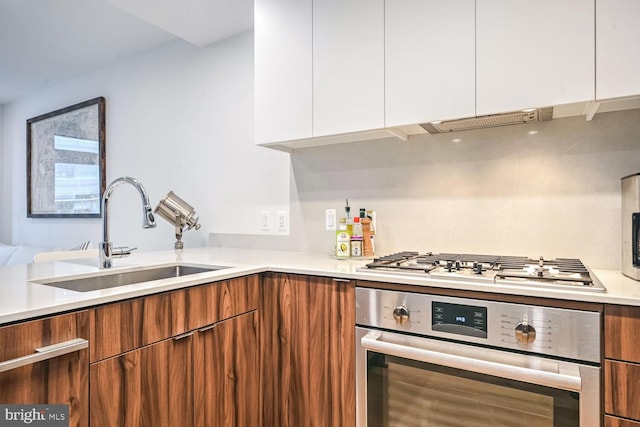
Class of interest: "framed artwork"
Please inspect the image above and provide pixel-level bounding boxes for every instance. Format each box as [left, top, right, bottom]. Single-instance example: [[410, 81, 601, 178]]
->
[[27, 97, 105, 218]]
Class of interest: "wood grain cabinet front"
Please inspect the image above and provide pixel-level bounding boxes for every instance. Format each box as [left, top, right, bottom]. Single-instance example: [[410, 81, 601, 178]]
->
[[90, 333, 193, 427], [260, 273, 355, 427], [89, 274, 259, 427], [194, 311, 259, 427], [606, 415, 640, 427], [90, 311, 259, 427], [605, 304, 640, 424], [90, 275, 259, 362], [0, 311, 89, 427]]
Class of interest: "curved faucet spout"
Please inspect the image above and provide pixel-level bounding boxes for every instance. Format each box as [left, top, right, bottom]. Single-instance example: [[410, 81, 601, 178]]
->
[[100, 176, 156, 268]]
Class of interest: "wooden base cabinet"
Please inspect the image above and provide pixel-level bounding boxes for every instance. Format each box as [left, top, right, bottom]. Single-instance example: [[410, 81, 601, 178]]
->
[[90, 335, 193, 427], [0, 311, 89, 427], [195, 311, 259, 427], [90, 311, 258, 427], [605, 304, 640, 425], [606, 415, 640, 427], [89, 275, 260, 427], [260, 273, 355, 427]]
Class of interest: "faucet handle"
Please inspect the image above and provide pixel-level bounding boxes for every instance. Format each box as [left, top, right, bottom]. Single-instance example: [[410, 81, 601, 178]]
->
[[112, 246, 137, 259]]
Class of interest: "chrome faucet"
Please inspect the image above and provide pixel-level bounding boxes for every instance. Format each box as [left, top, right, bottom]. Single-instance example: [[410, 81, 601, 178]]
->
[[99, 177, 156, 268]]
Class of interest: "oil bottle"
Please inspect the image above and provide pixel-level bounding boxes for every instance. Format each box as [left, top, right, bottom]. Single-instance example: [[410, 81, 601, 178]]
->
[[336, 218, 351, 259]]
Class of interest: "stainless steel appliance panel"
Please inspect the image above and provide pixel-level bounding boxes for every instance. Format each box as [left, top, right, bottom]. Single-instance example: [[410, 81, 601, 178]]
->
[[356, 327, 600, 427], [622, 173, 640, 280], [356, 287, 601, 363], [356, 287, 601, 427]]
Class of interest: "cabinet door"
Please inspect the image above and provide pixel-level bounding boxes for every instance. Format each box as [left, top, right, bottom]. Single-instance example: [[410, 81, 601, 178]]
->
[[90, 335, 193, 427], [260, 273, 355, 426], [606, 415, 640, 427], [385, 0, 475, 126], [596, 0, 640, 99], [313, 0, 384, 136], [604, 305, 640, 362], [255, 0, 312, 144], [476, 0, 594, 114], [605, 360, 640, 421], [194, 311, 259, 427], [0, 311, 89, 427]]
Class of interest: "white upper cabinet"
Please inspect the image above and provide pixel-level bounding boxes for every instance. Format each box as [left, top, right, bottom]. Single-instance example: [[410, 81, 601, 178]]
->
[[254, 0, 312, 144], [596, 0, 640, 100], [385, 0, 475, 126], [312, 0, 384, 136], [476, 0, 594, 115]]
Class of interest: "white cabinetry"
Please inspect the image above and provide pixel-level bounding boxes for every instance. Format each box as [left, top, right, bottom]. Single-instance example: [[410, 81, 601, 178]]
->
[[596, 0, 640, 100], [254, 0, 312, 144], [476, 0, 594, 115], [385, 0, 475, 126], [313, 0, 384, 136]]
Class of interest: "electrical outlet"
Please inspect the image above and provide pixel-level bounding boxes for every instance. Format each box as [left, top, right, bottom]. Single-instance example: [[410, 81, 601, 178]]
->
[[261, 210, 270, 231], [277, 211, 287, 232], [325, 209, 337, 231]]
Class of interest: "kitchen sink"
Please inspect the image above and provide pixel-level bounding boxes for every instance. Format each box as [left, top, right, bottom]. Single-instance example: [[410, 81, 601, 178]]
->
[[34, 264, 228, 292]]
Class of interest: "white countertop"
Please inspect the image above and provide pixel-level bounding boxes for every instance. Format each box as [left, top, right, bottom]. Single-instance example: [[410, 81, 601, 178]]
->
[[1, 247, 640, 325]]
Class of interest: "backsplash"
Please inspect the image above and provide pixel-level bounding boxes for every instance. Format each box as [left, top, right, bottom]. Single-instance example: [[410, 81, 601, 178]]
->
[[212, 108, 640, 270]]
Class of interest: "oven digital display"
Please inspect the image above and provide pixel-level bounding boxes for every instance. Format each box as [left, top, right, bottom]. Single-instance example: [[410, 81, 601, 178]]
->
[[432, 302, 488, 338]]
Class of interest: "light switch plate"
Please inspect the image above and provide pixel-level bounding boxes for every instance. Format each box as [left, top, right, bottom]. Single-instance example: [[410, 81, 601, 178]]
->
[[325, 209, 337, 231], [261, 210, 270, 231]]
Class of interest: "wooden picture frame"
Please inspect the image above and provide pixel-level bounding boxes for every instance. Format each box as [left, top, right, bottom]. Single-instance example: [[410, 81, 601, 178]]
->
[[27, 97, 106, 218]]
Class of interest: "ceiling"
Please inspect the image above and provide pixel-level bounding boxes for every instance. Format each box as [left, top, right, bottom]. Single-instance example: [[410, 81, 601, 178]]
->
[[0, 0, 253, 105]]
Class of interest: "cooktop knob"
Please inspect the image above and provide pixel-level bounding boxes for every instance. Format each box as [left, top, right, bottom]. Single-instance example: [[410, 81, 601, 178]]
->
[[392, 306, 410, 324], [473, 262, 483, 274], [515, 321, 536, 344]]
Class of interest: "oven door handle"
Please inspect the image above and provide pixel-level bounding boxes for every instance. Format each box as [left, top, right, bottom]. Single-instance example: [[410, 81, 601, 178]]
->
[[361, 331, 581, 392]]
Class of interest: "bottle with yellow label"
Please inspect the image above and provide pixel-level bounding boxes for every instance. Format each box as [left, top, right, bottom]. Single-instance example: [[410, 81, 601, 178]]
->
[[336, 223, 351, 259]]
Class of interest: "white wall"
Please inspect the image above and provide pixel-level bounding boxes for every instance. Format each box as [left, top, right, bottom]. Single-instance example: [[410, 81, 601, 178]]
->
[[1, 31, 290, 251], [212, 109, 640, 270], [0, 104, 8, 241]]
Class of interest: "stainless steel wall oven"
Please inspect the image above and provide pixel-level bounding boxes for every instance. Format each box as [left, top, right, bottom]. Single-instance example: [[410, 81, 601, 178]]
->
[[355, 287, 601, 427]]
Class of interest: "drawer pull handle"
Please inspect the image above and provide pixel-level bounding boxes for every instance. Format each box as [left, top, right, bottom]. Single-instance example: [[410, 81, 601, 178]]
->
[[0, 338, 88, 373], [173, 332, 194, 341], [198, 324, 216, 333], [332, 278, 351, 283]]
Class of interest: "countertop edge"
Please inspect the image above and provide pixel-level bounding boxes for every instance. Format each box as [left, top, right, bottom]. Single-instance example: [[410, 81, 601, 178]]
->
[[2, 248, 639, 325]]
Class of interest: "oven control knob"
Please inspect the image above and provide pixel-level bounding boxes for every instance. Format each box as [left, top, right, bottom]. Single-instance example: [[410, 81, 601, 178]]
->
[[392, 306, 410, 324], [515, 321, 536, 344]]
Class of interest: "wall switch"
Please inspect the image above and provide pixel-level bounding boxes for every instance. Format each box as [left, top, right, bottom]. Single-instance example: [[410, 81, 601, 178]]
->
[[277, 210, 287, 232], [325, 209, 337, 231], [261, 210, 270, 231]]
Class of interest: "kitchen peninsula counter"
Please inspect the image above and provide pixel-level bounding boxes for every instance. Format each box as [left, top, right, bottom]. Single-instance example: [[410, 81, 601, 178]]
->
[[0, 247, 638, 325]]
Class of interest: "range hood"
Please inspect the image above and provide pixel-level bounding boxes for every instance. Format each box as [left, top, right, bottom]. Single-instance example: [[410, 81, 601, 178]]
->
[[419, 107, 553, 134], [260, 96, 640, 151]]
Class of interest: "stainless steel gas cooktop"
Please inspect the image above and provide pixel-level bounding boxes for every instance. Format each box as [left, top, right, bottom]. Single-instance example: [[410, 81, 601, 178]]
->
[[358, 251, 606, 292]]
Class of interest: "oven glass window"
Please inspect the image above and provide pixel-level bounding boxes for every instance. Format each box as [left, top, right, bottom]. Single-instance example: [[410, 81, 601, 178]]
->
[[367, 353, 579, 427]]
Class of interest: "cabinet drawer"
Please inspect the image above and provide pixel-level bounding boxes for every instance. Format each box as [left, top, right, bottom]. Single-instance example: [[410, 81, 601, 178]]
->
[[605, 305, 640, 362], [605, 359, 640, 420], [0, 311, 89, 427], [182, 275, 259, 331], [90, 290, 184, 362], [606, 415, 640, 427], [90, 275, 259, 362]]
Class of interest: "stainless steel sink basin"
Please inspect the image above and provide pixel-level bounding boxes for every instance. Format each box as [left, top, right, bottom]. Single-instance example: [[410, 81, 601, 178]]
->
[[34, 264, 228, 292]]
